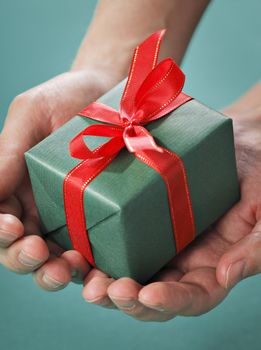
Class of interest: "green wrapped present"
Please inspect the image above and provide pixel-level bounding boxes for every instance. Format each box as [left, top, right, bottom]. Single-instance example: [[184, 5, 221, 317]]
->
[[25, 31, 239, 283]]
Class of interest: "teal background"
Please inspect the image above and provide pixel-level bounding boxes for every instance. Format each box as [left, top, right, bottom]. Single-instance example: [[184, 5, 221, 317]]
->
[[0, 1, 260, 349]]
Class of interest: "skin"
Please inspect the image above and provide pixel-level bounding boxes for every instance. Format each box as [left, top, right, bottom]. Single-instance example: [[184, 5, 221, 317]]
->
[[0, 0, 260, 321]]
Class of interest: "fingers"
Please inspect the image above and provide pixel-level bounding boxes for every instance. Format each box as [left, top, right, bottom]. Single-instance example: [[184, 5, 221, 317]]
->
[[83, 269, 116, 308], [83, 272, 176, 321], [217, 220, 261, 289], [140, 267, 227, 318], [0, 211, 48, 274], [139, 281, 189, 315], [108, 278, 142, 311], [0, 234, 49, 274], [82, 265, 227, 321], [0, 198, 23, 248], [107, 278, 168, 321], [62, 250, 91, 284], [0, 217, 73, 291], [0, 214, 24, 248], [33, 256, 72, 291]]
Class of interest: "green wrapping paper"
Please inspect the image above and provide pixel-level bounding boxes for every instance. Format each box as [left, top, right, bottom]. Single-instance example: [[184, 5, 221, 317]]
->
[[25, 81, 240, 283]]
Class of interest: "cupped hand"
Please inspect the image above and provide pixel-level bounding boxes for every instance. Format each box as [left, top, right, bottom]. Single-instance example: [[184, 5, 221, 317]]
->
[[82, 83, 261, 321], [0, 69, 116, 291]]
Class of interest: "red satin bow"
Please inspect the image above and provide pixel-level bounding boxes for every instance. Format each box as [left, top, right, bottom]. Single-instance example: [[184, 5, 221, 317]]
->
[[63, 30, 195, 267]]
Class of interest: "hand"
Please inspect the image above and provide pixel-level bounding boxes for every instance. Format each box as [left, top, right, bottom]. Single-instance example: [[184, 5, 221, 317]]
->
[[0, 69, 117, 290], [82, 83, 261, 321], [1, 0, 210, 293], [1, 0, 212, 295]]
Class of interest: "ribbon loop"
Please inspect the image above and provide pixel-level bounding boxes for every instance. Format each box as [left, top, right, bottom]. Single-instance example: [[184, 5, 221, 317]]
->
[[120, 30, 166, 120], [134, 58, 185, 122]]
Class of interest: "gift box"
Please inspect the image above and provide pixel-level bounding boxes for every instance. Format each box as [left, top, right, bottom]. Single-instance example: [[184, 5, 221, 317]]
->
[[25, 31, 239, 283]]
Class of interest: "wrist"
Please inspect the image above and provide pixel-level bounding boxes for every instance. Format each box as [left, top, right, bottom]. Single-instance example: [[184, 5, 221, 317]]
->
[[71, 37, 133, 87]]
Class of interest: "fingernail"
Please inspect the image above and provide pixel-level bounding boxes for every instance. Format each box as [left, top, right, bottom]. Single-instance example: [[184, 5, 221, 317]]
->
[[110, 298, 136, 310], [86, 297, 109, 306], [226, 260, 246, 289], [0, 237, 12, 247], [0, 230, 18, 246], [18, 249, 43, 267], [42, 274, 65, 289], [142, 303, 166, 312]]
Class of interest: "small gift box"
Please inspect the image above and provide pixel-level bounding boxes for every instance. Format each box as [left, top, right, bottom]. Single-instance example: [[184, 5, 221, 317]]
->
[[25, 31, 239, 283]]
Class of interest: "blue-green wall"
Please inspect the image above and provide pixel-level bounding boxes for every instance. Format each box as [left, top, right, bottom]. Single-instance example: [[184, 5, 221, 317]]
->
[[0, 1, 260, 349]]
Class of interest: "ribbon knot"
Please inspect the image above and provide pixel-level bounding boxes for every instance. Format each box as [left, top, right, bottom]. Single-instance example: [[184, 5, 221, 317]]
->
[[64, 30, 196, 267], [123, 119, 138, 128]]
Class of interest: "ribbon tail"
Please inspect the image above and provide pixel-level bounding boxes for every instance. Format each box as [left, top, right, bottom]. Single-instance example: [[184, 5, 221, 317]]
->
[[135, 148, 195, 252], [63, 155, 118, 266]]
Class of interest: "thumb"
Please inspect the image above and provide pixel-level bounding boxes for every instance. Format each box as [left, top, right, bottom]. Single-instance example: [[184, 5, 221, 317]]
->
[[216, 220, 261, 289]]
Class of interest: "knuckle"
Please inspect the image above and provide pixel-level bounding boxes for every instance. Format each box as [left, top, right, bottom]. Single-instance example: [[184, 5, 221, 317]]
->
[[10, 91, 38, 112], [8, 88, 49, 123]]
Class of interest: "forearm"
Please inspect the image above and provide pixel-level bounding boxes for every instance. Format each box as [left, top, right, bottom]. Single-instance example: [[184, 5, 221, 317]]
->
[[72, 0, 210, 83]]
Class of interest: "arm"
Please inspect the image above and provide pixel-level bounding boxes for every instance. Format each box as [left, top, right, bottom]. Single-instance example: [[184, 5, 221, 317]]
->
[[0, 0, 209, 290], [72, 0, 210, 73]]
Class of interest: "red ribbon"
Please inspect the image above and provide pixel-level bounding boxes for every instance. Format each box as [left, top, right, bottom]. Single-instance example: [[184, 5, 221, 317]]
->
[[63, 30, 195, 267]]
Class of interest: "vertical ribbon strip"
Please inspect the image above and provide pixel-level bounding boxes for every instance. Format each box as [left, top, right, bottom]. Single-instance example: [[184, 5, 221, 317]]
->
[[63, 30, 195, 267]]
